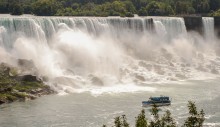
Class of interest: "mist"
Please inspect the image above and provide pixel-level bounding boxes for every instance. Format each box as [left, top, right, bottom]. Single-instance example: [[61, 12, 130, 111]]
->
[[0, 16, 219, 95]]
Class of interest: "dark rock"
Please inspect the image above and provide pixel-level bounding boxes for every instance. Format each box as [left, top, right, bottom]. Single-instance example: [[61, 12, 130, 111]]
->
[[135, 74, 145, 81], [16, 75, 42, 83], [17, 59, 36, 69], [138, 61, 152, 71], [17, 59, 38, 75], [175, 73, 186, 79], [0, 97, 7, 104], [0, 62, 54, 105], [214, 17, 220, 38], [30, 88, 43, 94], [0, 63, 11, 75], [88, 75, 104, 86], [91, 76, 104, 86], [0, 87, 12, 93], [184, 16, 203, 35]]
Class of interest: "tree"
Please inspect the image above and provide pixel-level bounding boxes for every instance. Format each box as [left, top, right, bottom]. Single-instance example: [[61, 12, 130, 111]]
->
[[32, 0, 60, 16], [213, 9, 220, 16], [124, 1, 136, 14], [9, 2, 23, 15], [23, 5, 33, 14], [209, 0, 220, 11], [104, 101, 205, 127], [146, 1, 174, 16], [113, 115, 129, 127], [161, 110, 177, 127], [160, 3, 175, 15], [0, 2, 9, 13], [175, 1, 194, 15], [146, 1, 160, 16], [183, 101, 205, 127], [138, 7, 148, 16], [149, 104, 161, 127], [135, 109, 148, 127], [193, 0, 210, 13]]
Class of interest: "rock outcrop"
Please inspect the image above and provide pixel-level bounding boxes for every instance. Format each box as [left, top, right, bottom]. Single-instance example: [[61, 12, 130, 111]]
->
[[184, 16, 203, 35], [0, 62, 54, 105], [214, 17, 220, 38]]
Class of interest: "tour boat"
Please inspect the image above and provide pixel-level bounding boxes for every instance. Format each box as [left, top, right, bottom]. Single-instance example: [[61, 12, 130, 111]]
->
[[142, 96, 171, 107]]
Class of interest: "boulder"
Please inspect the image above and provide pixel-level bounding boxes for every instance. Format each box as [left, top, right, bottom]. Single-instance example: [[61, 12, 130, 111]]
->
[[91, 76, 104, 86], [0, 87, 12, 93], [135, 74, 145, 81], [88, 75, 104, 86], [17, 59, 38, 75], [0, 98, 6, 104], [17, 59, 36, 69], [16, 75, 42, 83]]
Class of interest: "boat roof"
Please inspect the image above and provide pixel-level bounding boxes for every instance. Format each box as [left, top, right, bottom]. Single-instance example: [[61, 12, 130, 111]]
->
[[150, 96, 169, 101]]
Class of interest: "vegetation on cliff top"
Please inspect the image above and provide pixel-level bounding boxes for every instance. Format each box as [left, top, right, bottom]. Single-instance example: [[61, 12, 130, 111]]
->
[[0, 0, 220, 16], [0, 63, 54, 104], [104, 101, 205, 127]]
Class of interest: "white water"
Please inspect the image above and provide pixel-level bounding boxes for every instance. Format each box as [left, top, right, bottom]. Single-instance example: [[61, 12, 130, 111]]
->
[[0, 16, 219, 95], [202, 17, 216, 41]]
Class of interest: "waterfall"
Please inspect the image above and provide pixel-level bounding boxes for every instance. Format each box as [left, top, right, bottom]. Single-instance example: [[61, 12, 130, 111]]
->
[[0, 16, 219, 94], [202, 17, 215, 41], [0, 17, 154, 48], [153, 17, 187, 41]]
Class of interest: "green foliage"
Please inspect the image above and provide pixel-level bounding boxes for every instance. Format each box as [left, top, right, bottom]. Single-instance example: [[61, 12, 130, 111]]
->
[[193, 0, 210, 13], [9, 3, 24, 15], [32, 0, 61, 16], [149, 104, 161, 126], [209, 0, 220, 11], [0, 0, 220, 16], [160, 110, 177, 127], [0, 93, 17, 102], [146, 1, 174, 16], [113, 115, 130, 127], [138, 7, 148, 16], [213, 9, 220, 16], [175, 1, 195, 14], [0, 64, 51, 104], [14, 81, 44, 92], [135, 109, 148, 127], [183, 101, 205, 127], [146, 1, 160, 16], [104, 101, 205, 127], [0, 2, 9, 13]]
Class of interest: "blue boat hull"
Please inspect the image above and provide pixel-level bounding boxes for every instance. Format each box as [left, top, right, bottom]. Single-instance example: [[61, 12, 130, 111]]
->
[[142, 101, 171, 107]]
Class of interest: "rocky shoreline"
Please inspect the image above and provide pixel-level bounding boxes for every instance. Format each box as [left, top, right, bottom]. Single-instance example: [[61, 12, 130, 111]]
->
[[0, 62, 55, 105]]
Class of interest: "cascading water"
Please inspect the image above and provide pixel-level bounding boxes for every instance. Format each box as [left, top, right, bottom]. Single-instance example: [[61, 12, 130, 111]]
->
[[0, 16, 219, 95], [153, 17, 187, 41], [202, 17, 215, 41]]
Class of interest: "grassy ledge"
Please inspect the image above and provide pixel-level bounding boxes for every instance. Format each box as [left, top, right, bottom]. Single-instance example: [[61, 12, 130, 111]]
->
[[0, 63, 54, 105]]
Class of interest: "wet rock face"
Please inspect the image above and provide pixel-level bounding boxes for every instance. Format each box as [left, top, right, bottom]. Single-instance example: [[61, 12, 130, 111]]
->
[[17, 59, 38, 75], [184, 16, 203, 35], [89, 75, 104, 86], [16, 75, 42, 83], [214, 17, 220, 38], [17, 59, 35, 69]]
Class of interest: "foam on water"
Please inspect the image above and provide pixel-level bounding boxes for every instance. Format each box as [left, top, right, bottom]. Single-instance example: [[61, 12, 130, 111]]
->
[[0, 16, 219, 94]]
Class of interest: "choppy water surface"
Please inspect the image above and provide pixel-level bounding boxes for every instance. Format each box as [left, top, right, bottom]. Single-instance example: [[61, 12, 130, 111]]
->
[[0, 79, 220, 127]]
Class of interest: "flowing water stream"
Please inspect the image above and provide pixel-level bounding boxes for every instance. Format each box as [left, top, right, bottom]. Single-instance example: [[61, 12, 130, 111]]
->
[[0, 15, 220, 126]]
